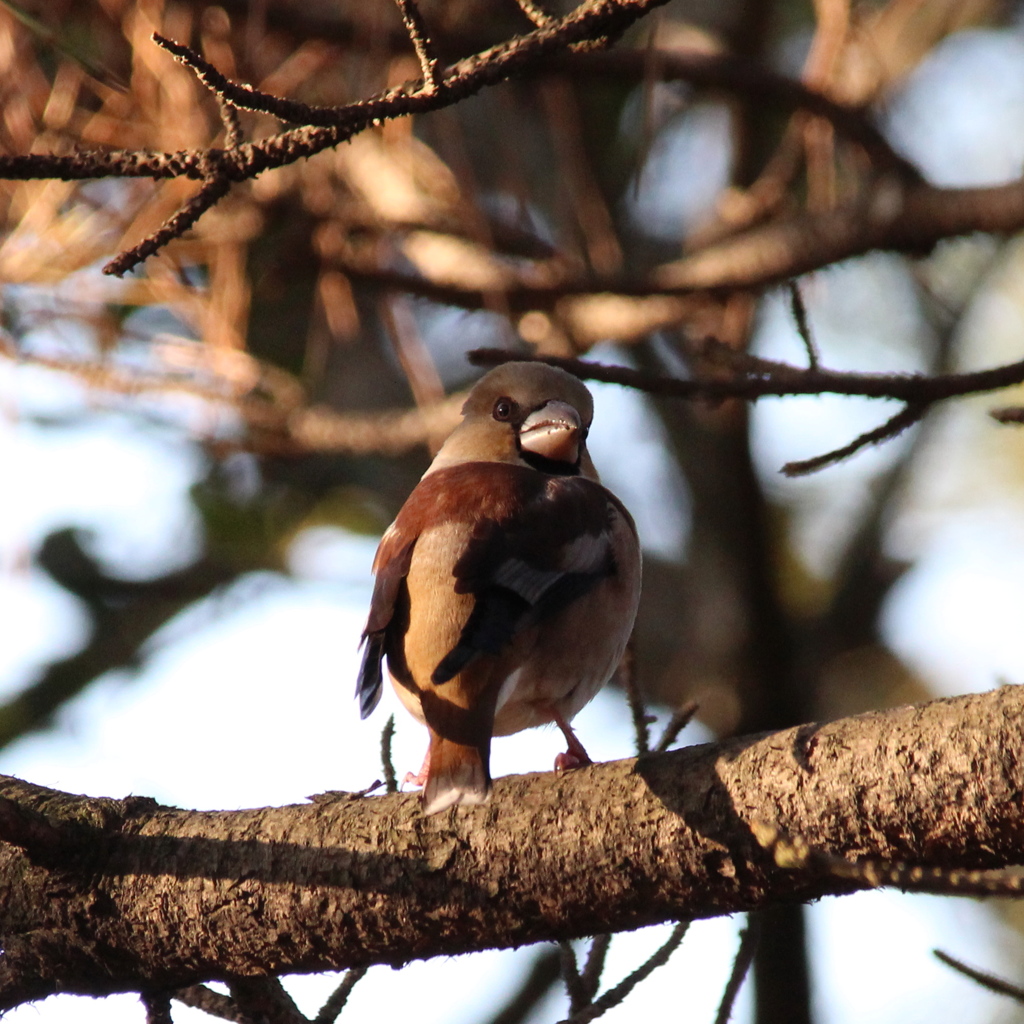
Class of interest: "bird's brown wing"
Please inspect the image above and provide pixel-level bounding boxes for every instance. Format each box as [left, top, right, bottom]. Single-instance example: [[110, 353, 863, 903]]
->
[[431, 469, 623, 684], [356, 526, 415, 718]]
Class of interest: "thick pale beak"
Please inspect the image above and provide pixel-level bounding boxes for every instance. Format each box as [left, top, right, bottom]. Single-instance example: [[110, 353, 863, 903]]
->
[[519, 400, 582, 464]]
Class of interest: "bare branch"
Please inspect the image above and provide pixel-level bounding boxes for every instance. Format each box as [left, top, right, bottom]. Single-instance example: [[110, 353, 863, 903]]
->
[[620, 641, 651, 755], [559, 941, 587, 1012], [218, 97, 243, 150], [558, 922, 689, 1024], [990, 406, 1024, 424], [314, 969, 368, 1024], [579, 935, 612, 1005], [787, 280, 819, 370], [483, 948, 562, 1024], [780, 401, 926, 477], [393, 0, 443, 93], [933, 951, 1024, 1004], [380, 715, 398, 795], [103, 176, 231, 276], [2, 686, 1024, 1010], [467, 349, 1024, 407], [469, 349, 1024, 473], [653, 701, 700, 753], [713, 920, 759, 1024], [174, 986, 248, 1024], [513, 0, 554, 26]]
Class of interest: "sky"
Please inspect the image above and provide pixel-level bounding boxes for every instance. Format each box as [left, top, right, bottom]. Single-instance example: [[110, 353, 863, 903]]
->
[[5, 18, 1024, 1024]]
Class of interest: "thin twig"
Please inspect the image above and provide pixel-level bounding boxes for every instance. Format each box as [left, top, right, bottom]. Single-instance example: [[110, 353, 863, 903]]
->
[[620, 640, 650, 755], [483, 948, 562, 1024], [653, 700, 700, 753], [559, 941, 588, 1013], [991, 406, 1024, 424], [103, 176, 231, 276], [514, 0, 554, 26], [393, 0, 443, 92], [557, 922, 689, 1024], [781, 401, 927, 476], [174, 986, 248, 1024], [933, 951, 1024, 1004], [314, 968, 368, 1024], [468, 348, 1024, 405], [381, 715, 398, 794], [579, 935, 612, 1004], [713, 919, 760, 1024], [787, 280, 819, 369], [218, 96, 243, 149]]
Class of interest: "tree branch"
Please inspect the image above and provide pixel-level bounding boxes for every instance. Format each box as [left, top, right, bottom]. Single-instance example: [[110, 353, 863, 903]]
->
[[468, 348, 1024, 406], [1, 685, 1022, 1011]]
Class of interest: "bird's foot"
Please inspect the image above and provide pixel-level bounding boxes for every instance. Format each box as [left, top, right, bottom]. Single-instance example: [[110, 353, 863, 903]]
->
[[550, 706, 593, 772], [402, 749, 431, 790], [554, 750, 591, 772]]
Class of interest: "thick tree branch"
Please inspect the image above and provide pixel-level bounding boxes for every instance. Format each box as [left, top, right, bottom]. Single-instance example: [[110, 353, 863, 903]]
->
[[1, 685, 1022, 1011]]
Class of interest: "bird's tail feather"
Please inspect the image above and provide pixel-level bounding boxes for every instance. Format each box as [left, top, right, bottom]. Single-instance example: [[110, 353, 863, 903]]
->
[[422, 735, 491, 815]]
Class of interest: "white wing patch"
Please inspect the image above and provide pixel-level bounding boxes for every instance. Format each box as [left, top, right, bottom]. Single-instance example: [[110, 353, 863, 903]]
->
[[490, 529, 610, 605], [492, 558, 565, 604]]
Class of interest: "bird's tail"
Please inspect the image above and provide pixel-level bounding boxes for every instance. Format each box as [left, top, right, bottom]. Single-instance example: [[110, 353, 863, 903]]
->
[[422, 733, 491, 815]]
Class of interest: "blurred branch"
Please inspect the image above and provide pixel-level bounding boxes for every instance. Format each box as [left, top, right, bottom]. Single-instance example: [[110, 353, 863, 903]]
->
[[482, 948, 562, 1024], [780, 400, 926, 477], [0, 0, 678, 273], [557, 922, 688, 1024], [326, 170, 1024, 346], [471, 344, 1024, 402], [713, 919, 759, 1024], [470, 345, 1024, 473], [556, 48, 919, 181], [933, 950, 1024, 1004], [754, 821, 1024, 897], [0, 529, 239, 753], [1, 685, 1023, 1011]]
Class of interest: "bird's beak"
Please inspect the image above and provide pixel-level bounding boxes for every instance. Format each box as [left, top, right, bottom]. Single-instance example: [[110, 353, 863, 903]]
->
[[519, 401, 583, 465]]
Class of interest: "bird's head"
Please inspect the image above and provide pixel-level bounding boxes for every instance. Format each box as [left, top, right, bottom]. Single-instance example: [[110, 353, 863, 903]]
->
[[427, 361, 597, 478]]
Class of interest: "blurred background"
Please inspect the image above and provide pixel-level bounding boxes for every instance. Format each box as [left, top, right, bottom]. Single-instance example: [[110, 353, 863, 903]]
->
[[3, 0, 1024, 1022]]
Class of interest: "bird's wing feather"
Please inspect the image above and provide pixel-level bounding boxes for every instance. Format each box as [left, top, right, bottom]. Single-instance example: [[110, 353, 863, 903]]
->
[[356, 525, 415, 718], [431, 468, 619, 684]]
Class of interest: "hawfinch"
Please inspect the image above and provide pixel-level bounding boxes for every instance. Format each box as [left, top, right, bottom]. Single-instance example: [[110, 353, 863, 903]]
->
[[357, 361, 641, 814]]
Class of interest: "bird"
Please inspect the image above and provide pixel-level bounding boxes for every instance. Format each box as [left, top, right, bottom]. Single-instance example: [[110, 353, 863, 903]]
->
[[356, 360, 642, 814]]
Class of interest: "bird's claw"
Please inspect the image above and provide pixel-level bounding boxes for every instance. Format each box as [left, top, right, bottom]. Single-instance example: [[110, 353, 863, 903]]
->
[[554, 750, 591, 772]]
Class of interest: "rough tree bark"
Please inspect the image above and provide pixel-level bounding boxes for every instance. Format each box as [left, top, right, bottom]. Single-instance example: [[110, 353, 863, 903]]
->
[[0, 685, 1021, 1012]]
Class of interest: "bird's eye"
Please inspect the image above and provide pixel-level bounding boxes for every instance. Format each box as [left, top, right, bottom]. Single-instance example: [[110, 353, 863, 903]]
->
[[492, 397, 516, 422]]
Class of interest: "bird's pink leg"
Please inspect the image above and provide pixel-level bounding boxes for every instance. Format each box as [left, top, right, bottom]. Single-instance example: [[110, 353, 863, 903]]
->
[[551, 707, 592, 771], [403, 747, 431, 789]]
